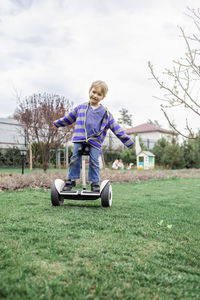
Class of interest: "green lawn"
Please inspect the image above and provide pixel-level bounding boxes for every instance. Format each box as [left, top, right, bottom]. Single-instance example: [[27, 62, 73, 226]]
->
[[0, 167, 67, 174], [0, 167, 30, 174], [0, 178, 199, 299]]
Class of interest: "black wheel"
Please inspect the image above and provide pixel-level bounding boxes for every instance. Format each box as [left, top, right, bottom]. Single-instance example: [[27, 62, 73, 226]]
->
[[101, 182, 112, 207], [51, 183, 64, 206]]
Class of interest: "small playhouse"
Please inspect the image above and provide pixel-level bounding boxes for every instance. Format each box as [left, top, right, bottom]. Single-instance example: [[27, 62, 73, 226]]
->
[[137, 150, 155, 170], [135, 135, 155, 170]]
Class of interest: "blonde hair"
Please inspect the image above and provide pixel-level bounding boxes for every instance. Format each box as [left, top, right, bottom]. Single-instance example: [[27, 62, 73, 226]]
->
[[89, 80, 108, 97]]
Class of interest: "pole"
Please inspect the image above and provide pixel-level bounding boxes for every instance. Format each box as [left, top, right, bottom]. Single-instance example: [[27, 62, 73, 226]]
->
[[82, 156, 86, 190], [24, 128, 27, 147], [58, 150, 61, 168], [65, 142, 68, 168], [29, 143, 32, 170], [22, 154, 25, 175]]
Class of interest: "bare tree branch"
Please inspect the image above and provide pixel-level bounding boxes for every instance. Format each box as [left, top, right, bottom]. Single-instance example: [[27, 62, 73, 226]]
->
[[148, 8, 200, 139], [161, 109, 195, 139]]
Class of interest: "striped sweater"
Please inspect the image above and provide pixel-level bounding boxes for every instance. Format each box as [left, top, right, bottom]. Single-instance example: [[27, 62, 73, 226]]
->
[[53, 102, 134, 150]]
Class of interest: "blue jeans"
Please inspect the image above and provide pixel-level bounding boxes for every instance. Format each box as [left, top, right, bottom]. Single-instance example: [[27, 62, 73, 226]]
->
[[68, 142, 100, 183]]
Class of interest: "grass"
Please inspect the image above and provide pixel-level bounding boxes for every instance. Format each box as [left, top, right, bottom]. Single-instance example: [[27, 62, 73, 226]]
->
[[0, 178, 199, 299], [0, 167, 67, 174], [0, 167, 140, 174]]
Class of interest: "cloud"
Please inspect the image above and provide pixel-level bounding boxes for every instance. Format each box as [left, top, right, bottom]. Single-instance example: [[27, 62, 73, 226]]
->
[[0, 0, 199, 133]]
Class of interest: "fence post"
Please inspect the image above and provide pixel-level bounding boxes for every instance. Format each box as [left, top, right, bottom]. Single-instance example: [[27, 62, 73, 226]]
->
[[58, 149, 61, 168], [29, 143, 32, 170], [65, 142, 68, 168]]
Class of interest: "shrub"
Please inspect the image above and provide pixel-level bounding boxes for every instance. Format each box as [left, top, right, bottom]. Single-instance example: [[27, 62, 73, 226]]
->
[[182, 139, 197, 168], [161, 138, 185, 169], [120, 147, 136, 165], [0, 150, 5, 166], [103, 149, 121, 166], [182, 134, 200, 168], [152, 138, 169, 166], [0, 147, 22, 167]]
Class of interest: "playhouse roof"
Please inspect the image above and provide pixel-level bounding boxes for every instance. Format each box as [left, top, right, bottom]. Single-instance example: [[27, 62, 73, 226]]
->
[[138, 150, 155, 157], [125, 123, 174, 135]]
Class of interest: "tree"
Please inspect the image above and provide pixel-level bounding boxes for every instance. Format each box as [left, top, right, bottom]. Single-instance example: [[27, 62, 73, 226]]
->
[[152, 137, 169, 166], [14, 93, 74, 171], [182, 140, 196, 168], [148, 8, 200, 139], [120, 147, 136, 165], [153, 137, 186, 168], [161, 138, 185, 169], [182, 132, 200, 168], [117, 108, 133, 127]]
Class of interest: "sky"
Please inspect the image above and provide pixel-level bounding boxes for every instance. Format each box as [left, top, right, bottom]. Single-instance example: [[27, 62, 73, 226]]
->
[[0, 0, 199, 134]]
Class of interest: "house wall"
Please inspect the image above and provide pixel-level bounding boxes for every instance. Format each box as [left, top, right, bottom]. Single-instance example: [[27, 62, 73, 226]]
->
[[0, 118, 25, 149], [102, 130, 173, 151], [129, 132, 173, 149], [137, 131, 172, 140]]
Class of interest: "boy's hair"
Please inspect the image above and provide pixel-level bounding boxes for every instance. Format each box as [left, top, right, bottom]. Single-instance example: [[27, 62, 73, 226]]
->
[[89, 80, 108, 97]]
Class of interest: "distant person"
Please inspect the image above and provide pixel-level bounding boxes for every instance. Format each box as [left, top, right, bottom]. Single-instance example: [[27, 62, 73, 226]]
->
[[112, 159, 119, 169], [118, 159, 124, 169], [112, 159, 124, 169], [54, 80, 134, 192]]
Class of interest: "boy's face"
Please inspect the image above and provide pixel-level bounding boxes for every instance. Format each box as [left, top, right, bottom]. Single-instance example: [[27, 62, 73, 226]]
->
[[89, 87, 104, 107]]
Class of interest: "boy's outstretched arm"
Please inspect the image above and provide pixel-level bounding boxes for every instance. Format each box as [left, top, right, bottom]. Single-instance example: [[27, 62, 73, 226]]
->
[[53, 106, 78, 128], [108, 114, 134, 148]]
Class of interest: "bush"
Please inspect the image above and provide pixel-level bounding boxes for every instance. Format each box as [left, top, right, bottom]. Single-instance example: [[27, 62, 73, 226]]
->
[[103, 149, 121, 166], [162, 140, 185, 169], [153, 137, 185, 169], [182, 140, 197, 168], [0, 150, 5, 166], [182, 135, 200, 168], [152, 138, 169, 166], [0, 147, 22, 167], [120, 147, 136, 165]]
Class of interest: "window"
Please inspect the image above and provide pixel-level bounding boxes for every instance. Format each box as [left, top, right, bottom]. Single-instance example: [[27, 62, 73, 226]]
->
[[149, 156, 153, 163]]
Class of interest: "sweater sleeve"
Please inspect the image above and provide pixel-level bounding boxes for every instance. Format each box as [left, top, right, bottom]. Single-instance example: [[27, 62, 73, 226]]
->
[[108, 113, 134, 148], [53, 106, 78, 128]]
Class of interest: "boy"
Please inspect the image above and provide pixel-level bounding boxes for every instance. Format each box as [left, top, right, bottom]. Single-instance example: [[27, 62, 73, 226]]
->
[[53, 80, 134, 192]]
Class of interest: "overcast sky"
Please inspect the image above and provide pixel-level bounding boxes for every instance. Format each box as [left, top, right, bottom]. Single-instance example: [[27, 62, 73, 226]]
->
[[0, 0, 199, 133]]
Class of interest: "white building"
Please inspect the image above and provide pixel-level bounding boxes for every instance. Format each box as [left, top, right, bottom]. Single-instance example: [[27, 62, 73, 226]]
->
[[126, 123, 176, 149], [101, 123, 176, 151], [0, 118, 25, 149]]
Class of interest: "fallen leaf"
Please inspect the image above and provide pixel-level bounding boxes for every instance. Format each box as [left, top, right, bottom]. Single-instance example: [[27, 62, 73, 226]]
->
[[167, 224, 172, 229], [158, 220, 164, 225]]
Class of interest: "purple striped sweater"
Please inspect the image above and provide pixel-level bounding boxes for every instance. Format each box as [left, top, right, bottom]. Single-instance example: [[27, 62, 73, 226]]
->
[[53, 102, 134, 150]]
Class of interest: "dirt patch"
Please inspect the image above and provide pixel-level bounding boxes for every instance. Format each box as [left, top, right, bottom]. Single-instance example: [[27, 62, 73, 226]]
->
[[101, 168, 200, 182], [0, 169, 200, 191]]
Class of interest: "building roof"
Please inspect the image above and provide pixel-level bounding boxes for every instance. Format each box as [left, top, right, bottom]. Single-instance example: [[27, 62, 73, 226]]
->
[[125, 123, 174, 135], [0, 117, 21, 126]]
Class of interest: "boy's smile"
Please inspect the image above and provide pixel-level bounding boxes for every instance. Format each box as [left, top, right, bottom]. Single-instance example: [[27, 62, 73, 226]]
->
[[89, 87, 104, 107]]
